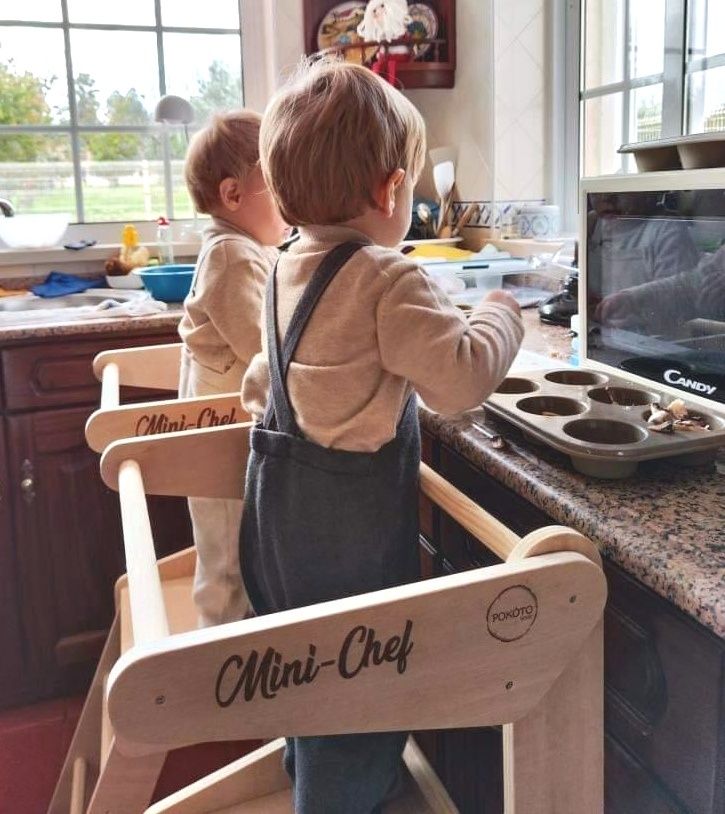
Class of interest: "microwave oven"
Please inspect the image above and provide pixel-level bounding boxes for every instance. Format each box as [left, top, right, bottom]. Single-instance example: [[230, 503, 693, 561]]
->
[[579, 169, 725, 411]]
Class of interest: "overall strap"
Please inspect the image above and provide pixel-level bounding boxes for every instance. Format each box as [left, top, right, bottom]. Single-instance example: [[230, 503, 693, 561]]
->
[[264, 241, 364, 434]]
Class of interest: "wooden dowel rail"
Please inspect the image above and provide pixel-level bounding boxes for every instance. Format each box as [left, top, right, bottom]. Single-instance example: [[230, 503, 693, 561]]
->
[[117, 459, 169, 646], [69, 757, 87, 814], [100, 362, 120, 411], [419, 462, 520, 560]]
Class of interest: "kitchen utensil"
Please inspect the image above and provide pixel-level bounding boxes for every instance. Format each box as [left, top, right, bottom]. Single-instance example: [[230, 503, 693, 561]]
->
[[133, 264, 194, 302], [416, 202, 434, 238], [452, 202, 479, 236], [433, 160, 455, 233], [486, 367, 725, 478], [470, 420, 506, 449]]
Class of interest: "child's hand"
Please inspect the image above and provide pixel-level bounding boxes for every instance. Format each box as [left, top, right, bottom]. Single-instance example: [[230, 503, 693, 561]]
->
[[482, 289, 521, 317], [594, 291, 638, 328]]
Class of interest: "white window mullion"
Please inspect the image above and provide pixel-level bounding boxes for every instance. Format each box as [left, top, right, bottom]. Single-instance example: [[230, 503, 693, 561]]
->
[[154, 0, 175, 220], [621, 0, 631, 170], [60, 0, 84, 222], [662, 0, 686, 136]]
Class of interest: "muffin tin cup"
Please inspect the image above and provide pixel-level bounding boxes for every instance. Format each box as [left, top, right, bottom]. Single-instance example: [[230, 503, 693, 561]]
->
[[487, 368, 725, 479]]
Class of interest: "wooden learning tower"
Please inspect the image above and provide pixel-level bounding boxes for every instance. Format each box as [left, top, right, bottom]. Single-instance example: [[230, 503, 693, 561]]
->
[[50, 343, 607, 814]]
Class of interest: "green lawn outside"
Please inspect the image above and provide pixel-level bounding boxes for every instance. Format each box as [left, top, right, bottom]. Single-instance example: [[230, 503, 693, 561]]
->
[[19, 185, 194, 221]]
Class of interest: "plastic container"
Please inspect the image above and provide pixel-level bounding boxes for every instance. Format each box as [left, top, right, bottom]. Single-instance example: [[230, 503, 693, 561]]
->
[[133, 264, 194, 302], [156, 216, 174, 264], [423, 258, 530, 306], [106, 273, 144, 290]]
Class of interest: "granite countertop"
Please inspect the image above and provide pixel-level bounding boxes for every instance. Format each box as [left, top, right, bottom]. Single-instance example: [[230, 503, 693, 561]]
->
[[2, 292, 722, 636], [0, 305, 184, 344], [420, 311, 725, 639]]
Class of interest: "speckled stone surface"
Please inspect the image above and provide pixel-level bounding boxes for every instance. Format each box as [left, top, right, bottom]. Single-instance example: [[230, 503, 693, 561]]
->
[[0, 307, 183, 344], [3, 305, 723, 636], [420, 312, 725, 639]]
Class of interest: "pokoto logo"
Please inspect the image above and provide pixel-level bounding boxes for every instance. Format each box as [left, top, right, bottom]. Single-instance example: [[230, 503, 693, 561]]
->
[[663, 369, 717, 396], [486, 585, 538, 642]]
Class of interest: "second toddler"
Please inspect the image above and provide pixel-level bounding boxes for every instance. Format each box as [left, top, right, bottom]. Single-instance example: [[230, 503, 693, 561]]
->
[[179, 110, 287, 627]]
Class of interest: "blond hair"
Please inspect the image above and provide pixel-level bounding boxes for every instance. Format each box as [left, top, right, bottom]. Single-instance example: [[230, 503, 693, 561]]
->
[[184, 109, 262, 214], [260, 58, 426, 225]]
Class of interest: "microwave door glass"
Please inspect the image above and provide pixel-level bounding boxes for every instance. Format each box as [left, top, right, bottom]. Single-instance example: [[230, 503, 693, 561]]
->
[[586, 189, 725, 404]]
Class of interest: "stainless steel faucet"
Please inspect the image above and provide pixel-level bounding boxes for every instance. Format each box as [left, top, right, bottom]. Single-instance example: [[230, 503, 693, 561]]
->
[[0, 198, 15, 217]]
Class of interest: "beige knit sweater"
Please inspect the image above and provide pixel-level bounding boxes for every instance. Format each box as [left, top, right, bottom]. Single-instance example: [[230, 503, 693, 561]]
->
[[178, 217, 278, 374], [242, 225, 524, 452]]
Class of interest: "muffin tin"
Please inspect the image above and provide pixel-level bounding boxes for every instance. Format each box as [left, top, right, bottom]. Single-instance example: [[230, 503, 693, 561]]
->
[[485, 368, 725, 479]]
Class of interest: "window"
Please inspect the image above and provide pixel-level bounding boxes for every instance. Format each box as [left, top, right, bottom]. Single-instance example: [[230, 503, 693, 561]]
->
[[0, 0, 243, 223], [686, 0, 725, 133], [579, 0, 725, 177]]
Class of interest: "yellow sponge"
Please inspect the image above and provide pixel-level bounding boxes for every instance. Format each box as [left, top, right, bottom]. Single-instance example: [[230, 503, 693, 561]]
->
[[405, 244, 474, 260]]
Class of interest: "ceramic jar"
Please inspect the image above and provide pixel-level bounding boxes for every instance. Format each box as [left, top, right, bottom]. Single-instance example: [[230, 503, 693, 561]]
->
[[517, 204, 560, 239]]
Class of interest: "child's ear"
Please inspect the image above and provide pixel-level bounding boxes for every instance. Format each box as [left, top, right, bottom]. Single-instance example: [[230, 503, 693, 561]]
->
[[219, 177, 243, 212], [375, 168, 406, 217]]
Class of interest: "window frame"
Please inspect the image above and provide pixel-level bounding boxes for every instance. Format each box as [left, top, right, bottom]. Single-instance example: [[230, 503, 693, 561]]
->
[[561, 0, 725, 232], [0, 0, 246, 226], [579, 0, 687, 175]]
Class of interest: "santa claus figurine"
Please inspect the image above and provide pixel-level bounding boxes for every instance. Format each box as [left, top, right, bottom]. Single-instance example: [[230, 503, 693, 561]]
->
[[358, 0, 412, 85]]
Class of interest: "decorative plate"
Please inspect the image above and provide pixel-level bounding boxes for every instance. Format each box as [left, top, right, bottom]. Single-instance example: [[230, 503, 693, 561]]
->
[[407, 3, 439, 59], [317, 1, 377, 65]]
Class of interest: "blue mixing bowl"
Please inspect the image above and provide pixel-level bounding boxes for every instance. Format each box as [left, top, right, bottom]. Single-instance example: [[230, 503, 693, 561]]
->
[[134, 264, 195, 302]]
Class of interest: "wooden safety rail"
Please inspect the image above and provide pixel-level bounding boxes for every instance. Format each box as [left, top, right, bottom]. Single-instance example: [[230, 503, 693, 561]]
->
[[49, 348, 607, 813]]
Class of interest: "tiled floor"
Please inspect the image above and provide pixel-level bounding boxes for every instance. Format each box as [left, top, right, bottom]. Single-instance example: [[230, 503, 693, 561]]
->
[[0, 695, 259, 813], [0, 695, 83, 814]]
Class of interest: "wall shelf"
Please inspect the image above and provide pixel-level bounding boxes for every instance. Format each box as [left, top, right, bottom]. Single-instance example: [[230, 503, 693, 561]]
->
[[303, 0, 456, 90]]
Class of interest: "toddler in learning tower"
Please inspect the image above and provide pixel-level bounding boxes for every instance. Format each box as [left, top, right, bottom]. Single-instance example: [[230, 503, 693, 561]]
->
[[178, 110, 287, 627], [241, 59, 523, 813]]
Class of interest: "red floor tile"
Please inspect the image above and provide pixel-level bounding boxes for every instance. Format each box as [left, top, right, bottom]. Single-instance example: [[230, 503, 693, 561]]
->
[[0, 695, 260, 813], [0, 696, 83, 814]]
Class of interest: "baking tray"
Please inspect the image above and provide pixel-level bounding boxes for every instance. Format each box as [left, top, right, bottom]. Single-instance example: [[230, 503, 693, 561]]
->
[[485, 367, 725, 479]]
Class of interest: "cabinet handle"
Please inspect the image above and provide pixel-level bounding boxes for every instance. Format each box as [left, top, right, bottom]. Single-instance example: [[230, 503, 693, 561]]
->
[[20, 459, 35, 505]]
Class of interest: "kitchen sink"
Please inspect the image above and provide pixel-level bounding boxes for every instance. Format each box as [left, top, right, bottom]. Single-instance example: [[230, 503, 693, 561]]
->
[[0, 289, 145, 312]]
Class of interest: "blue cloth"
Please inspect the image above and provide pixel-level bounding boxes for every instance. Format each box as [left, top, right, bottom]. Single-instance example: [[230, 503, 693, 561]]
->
[[31, 271, 106, 298]]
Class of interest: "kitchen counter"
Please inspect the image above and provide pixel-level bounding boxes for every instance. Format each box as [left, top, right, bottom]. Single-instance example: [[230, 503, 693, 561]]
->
[[421, 311, 725, 638], [3, 302, 722, 636], [0, 304, 184, 345]]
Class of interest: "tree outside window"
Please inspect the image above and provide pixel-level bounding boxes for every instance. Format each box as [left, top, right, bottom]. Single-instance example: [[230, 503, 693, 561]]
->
[[0, 1, 243, 223]]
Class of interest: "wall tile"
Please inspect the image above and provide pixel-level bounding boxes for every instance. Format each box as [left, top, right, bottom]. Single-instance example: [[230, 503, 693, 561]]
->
[[494, 0, 547, 204]]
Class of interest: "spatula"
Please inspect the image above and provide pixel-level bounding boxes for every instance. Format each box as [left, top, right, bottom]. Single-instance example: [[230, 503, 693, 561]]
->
[[433, 160, 455, 234]]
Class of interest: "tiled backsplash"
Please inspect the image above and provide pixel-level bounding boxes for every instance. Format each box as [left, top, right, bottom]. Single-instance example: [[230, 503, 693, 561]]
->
[[494, 0, 546, 204]]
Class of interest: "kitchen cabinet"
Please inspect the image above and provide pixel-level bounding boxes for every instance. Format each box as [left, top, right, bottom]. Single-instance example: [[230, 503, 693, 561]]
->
[[0, 330, 194, 709], [418, 430, 725, 814], [0, 416, 26, 707]]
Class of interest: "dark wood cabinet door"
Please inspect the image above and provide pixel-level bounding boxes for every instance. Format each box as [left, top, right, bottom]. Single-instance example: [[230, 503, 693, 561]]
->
[[6, 405, 193, 703], [425, 441, 725, 814], [1, 332, 179, 411], [0, 418, 27, 709]]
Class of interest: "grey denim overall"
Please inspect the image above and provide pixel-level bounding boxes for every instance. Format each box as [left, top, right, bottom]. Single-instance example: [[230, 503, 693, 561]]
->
[[240, 241, 421, 813]]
